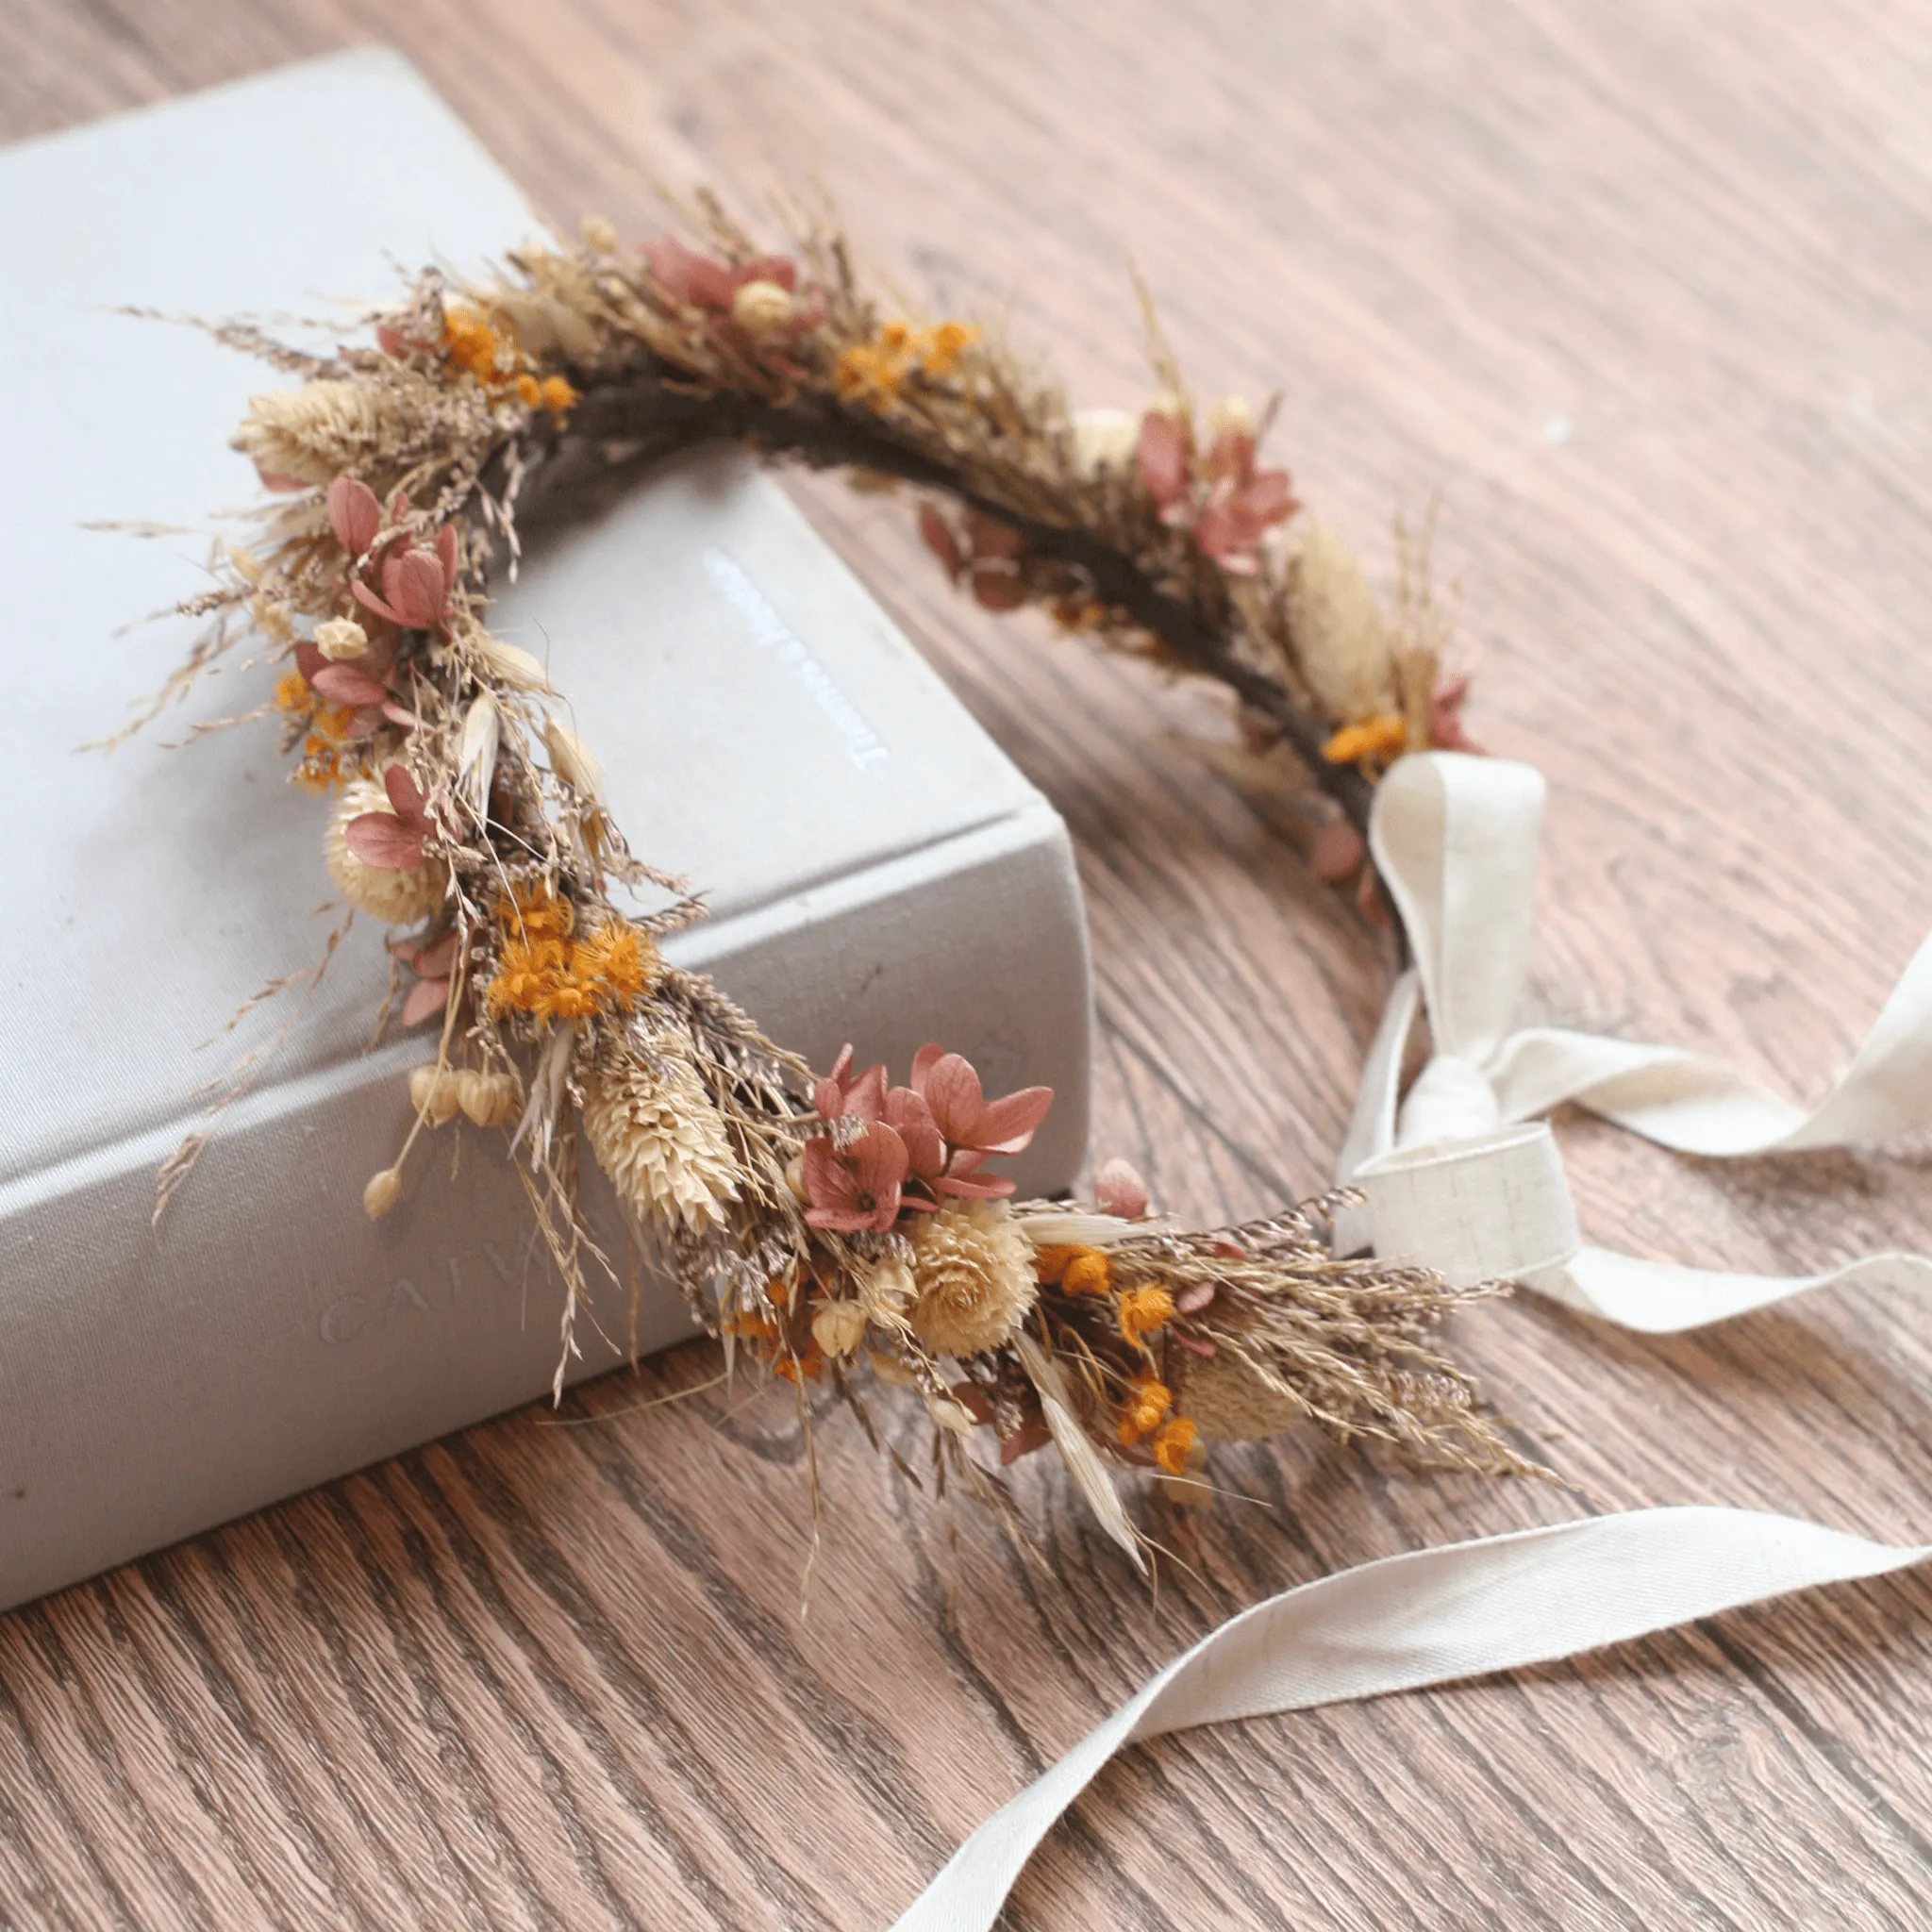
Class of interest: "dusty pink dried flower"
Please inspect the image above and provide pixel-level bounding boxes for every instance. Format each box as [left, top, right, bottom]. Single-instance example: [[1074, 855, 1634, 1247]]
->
[[327, 475, 382, 557], [353, 525, 458, 632], [1094, 1157, 1150, 1220], [802, 1124, 911, 1233], [344, 763, 432, 871], [909, 1045, 1053, 1156], [1430, 674, 1482, 754]]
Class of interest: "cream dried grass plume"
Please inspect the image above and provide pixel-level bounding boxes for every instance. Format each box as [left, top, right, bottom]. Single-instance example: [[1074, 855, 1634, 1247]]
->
[[906, 1200, 1037, 1357], [582, 1040, 740, 1234], [1284, 520, 1397, 724], [233, 379, 425, 489], [324, 777, 445, 925]]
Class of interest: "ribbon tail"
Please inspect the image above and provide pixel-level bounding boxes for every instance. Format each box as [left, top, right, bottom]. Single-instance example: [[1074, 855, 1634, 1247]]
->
[[891, 1507, 1927, 1932], [1536, 1245, 1932, 1333], [1486, 918, 1932, 1158]]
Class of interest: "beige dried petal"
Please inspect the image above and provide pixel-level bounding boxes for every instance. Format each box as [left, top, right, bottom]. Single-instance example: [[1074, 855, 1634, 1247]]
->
[[475, 633, 552, 692], [580, 214, 619, 254], [811, 1298, 868, 1358], [926, 1395, 975, 1436], [857, 1256, 915, 1324], [457, 691, 500, 820], [544, 715, 606, 805]]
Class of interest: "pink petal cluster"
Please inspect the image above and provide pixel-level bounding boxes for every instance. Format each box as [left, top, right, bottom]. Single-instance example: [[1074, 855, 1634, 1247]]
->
[[641, 236, 799, 314], [344, 764, 433, 872], [799, 1042, 1054, 1234], [326, 476, 459, 634], [1136, 408, 1296, 575], [918, 508, 1029, 612]]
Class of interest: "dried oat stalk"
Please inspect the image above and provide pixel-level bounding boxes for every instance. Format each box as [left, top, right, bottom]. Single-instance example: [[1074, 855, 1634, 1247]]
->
[[146, 207, 1537, 1564]]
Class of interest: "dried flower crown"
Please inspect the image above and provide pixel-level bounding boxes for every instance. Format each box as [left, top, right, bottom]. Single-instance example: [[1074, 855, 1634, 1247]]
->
[[154, 203, 1534, 1567]]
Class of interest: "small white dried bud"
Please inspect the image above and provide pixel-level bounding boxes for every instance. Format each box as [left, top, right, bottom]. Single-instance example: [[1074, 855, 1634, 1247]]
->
[[1208, 393, 1256, 441], [362, 1167, 402, 1220], [315, 615, 369, 661], [475, 633, 552, 692], [544, 715, 606, 806], [580, 214, 619, 254], [456, 1068, 522, 1129], [731, 278, 794, 335], [784, 1154, 809, 1205], [457, 691, 500, 819], [1071, 408, 1141, 479], [811, 1299, 868, 1357], [408, 1065, 462, 1125]]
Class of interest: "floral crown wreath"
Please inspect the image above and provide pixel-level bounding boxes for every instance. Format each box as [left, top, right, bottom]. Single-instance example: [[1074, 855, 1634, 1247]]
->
[[153, 207, 1932, 1925], [158, 205, 1534, 1567]]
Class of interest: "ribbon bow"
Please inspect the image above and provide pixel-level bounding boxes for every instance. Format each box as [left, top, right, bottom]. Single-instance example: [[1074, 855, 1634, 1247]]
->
[[1338, 752, 1932, 1328]]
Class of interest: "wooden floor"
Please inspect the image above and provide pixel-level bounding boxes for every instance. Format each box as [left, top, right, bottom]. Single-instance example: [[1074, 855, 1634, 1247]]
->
[[7, 2, 1932, 1924]]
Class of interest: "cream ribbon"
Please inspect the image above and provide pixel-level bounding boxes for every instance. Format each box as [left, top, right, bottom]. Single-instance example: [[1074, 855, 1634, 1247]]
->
[[1339, 751, 1932, 1326], [893, 752, 1932, 1928], [894, 1509, 1926, 1930]]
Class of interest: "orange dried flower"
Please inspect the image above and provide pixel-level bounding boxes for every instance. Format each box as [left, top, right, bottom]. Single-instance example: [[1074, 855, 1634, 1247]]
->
[[486, 933, 565, 1019], [540, 375, 577, 415], [1116, 1374, 1173, 1446], [443, 309, 510, 384], [835, 341, 907, 407], [1063, 1251, 1111, 1296], [498, 886, 575, 943], [1152, 1415, 1198, 1475], [515, 372, 541, 408], [774, 1350, 824, 1385], [1321, 713, 1408, 767], [273, 672, 309, 714], [570, 920, 654, 1008], [542, 974, 603, 1023], [918, 321, 978, 376], [1036, 1244, 1111, 1292], [1117, 1284, 1174, 1347]]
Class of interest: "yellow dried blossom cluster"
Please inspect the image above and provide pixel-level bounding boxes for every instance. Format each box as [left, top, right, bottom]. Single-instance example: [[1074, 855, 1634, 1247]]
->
[[835, 319, 979, 408], [484, 889, 657, 1025]]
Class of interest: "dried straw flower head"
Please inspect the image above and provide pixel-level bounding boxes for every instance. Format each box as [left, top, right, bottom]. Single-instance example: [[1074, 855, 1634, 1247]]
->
[[1285, 521, 1396, 725], [581, 1041, 741, 1234], [324, 777, 446, 925], [906, 1200, 1037, 1358]]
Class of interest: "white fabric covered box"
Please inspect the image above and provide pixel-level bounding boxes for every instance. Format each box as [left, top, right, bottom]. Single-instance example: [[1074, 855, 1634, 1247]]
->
[[0, 51, 1091, 1609]]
